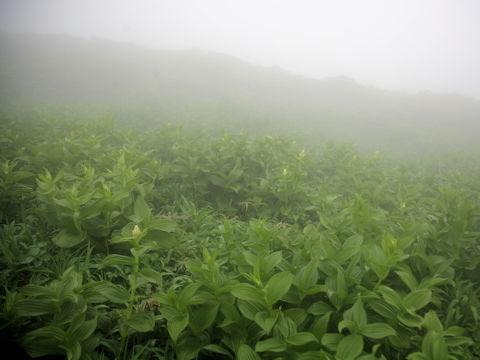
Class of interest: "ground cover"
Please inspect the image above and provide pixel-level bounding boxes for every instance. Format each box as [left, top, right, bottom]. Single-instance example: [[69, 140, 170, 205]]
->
[[1, 115, 479, 359]]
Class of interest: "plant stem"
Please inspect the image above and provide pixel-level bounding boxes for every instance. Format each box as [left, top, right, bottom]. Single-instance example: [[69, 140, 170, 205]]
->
[[127, 250, 140, 319], [117, 249, 140, 360]]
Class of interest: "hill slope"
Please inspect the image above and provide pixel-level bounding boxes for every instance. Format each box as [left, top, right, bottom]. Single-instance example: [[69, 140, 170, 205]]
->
[[1, 32, 479, 154]]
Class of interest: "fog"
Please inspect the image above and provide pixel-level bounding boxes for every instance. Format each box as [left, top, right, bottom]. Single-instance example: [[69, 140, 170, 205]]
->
[[2, 5, 480, 359], [1, 0, 480, 155], [1, 0, 480, 99]]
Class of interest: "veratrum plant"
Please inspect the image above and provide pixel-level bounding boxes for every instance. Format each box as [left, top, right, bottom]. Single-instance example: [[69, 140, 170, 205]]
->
[[36, 153, 155, 249], [0, 159, 34, 221], [406, 310, 473, 360], [1, 115, 480, 359], [1, 267, 100, 360], [322, 298, 396, 360], [101, 196, 176, 360]]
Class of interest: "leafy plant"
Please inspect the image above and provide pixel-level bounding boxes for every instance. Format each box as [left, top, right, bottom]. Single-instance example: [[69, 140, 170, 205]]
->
[[0, 114, 479, 359]]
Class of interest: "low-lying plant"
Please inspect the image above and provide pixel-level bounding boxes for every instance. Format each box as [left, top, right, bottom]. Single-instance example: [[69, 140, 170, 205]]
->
[[0, 115, 479, 359]]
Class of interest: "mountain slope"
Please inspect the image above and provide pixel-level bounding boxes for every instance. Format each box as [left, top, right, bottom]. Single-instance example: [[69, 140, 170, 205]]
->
[[1, 32, 479, 154]]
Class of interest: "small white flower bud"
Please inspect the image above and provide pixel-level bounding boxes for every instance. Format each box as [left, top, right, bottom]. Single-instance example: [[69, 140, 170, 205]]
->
[[132, 224, 141, 238]]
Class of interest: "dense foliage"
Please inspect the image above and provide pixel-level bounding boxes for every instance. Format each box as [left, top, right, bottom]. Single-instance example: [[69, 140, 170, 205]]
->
[[1, 115, 479, 360]]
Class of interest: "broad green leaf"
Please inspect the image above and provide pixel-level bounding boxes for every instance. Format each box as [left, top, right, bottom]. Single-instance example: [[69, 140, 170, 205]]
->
[[311, 312, 331, 340], [150, 218, 177, 232], [336, 270, 347, 301], [120, 223, 136, 237], [203, 344, 233, 359], [139, 268, 163, 285], [159, 305, 181, 321], [176, 336, 202, 360], [304, 284, 326, 295], [243, 251, 258, 267], [13, 298, 56, 317], [189, 289, 216, 305], [298, 351, 331, 360], [276, 314, 298, 338], [406, 353, 430, 360], [168, 313, 189, 342], [151, 289, 173, 306], [336, 245, 360, 264], [254, 310, 279, 335], [108, 236, 132, 245], [111, 190, 130, 203], [403, 290, 432, 311], [71, 318, 97, 342], [284, 308, 307, 326], [321, 333, 342, 352], [53, 230, 86, 248], [25, 325, 66, 341], [10, 169, 34, 182], [265, 272, 294, 305], [20, 284, 55, 297], [377, 286, 403, 310], [79, 199, 104, 220], [356, 354, 375, 360], [286, 332, 318, 346], [264, 251, 283, 273], [418, 276, 449, 290], [344, 234, 363, 248], [134, 196, 151, 223], [218, 302, 241, 326], [65, 341, 82, 360], [422, 310, 443, 332], [326, 270, 347, 310], [445, 336, 473, 347], [442, 326, 465, 337], [336, 334, 364, 360], [308, 301, 334, 315], [255, 337, 287, 352], [127, 311, 155, 332], [3, 287, 16, 313], [178, 283, 201, 309], [237, 344, 261, 360], [237, 299, 265, 320], [398, 312, 423, 328], [82, 281, 112, 303], [316, 236, 335, 260], [143, 230, 175, 249], [296, 260, 318, 290], [22, 336, 64, 358], [190, 303, 219, 332], [351, 298, 367, 327], [368, 246, 389, 280], [231, 283, 265, 304], [338, 320, 358, 333], [101, 254, 135, 268], [395, 270, 418, 292], [367, 298, 397, 319], [422, 331, 448, 360], [96, 283, 129, 304], [360, 323, 396, 339], [387, 329, 411, 350]]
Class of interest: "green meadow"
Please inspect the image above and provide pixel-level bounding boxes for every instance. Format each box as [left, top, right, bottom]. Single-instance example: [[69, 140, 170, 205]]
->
[[1, 113, 479, 359]]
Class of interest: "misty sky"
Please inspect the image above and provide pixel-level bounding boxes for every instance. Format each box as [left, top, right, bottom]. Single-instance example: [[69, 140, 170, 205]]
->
[[1, 0, 479, 99]]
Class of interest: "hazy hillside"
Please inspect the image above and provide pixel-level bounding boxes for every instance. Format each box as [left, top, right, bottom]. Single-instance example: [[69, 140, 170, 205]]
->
[[1, 32, 480, 154]]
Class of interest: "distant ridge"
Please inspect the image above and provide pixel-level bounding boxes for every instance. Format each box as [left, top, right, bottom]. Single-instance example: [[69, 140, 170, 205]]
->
[[1, 32, 479, 154]]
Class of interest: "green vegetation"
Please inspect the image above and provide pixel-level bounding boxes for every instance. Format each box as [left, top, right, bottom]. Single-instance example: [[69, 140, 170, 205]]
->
[[1, 114, 479, 359]]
